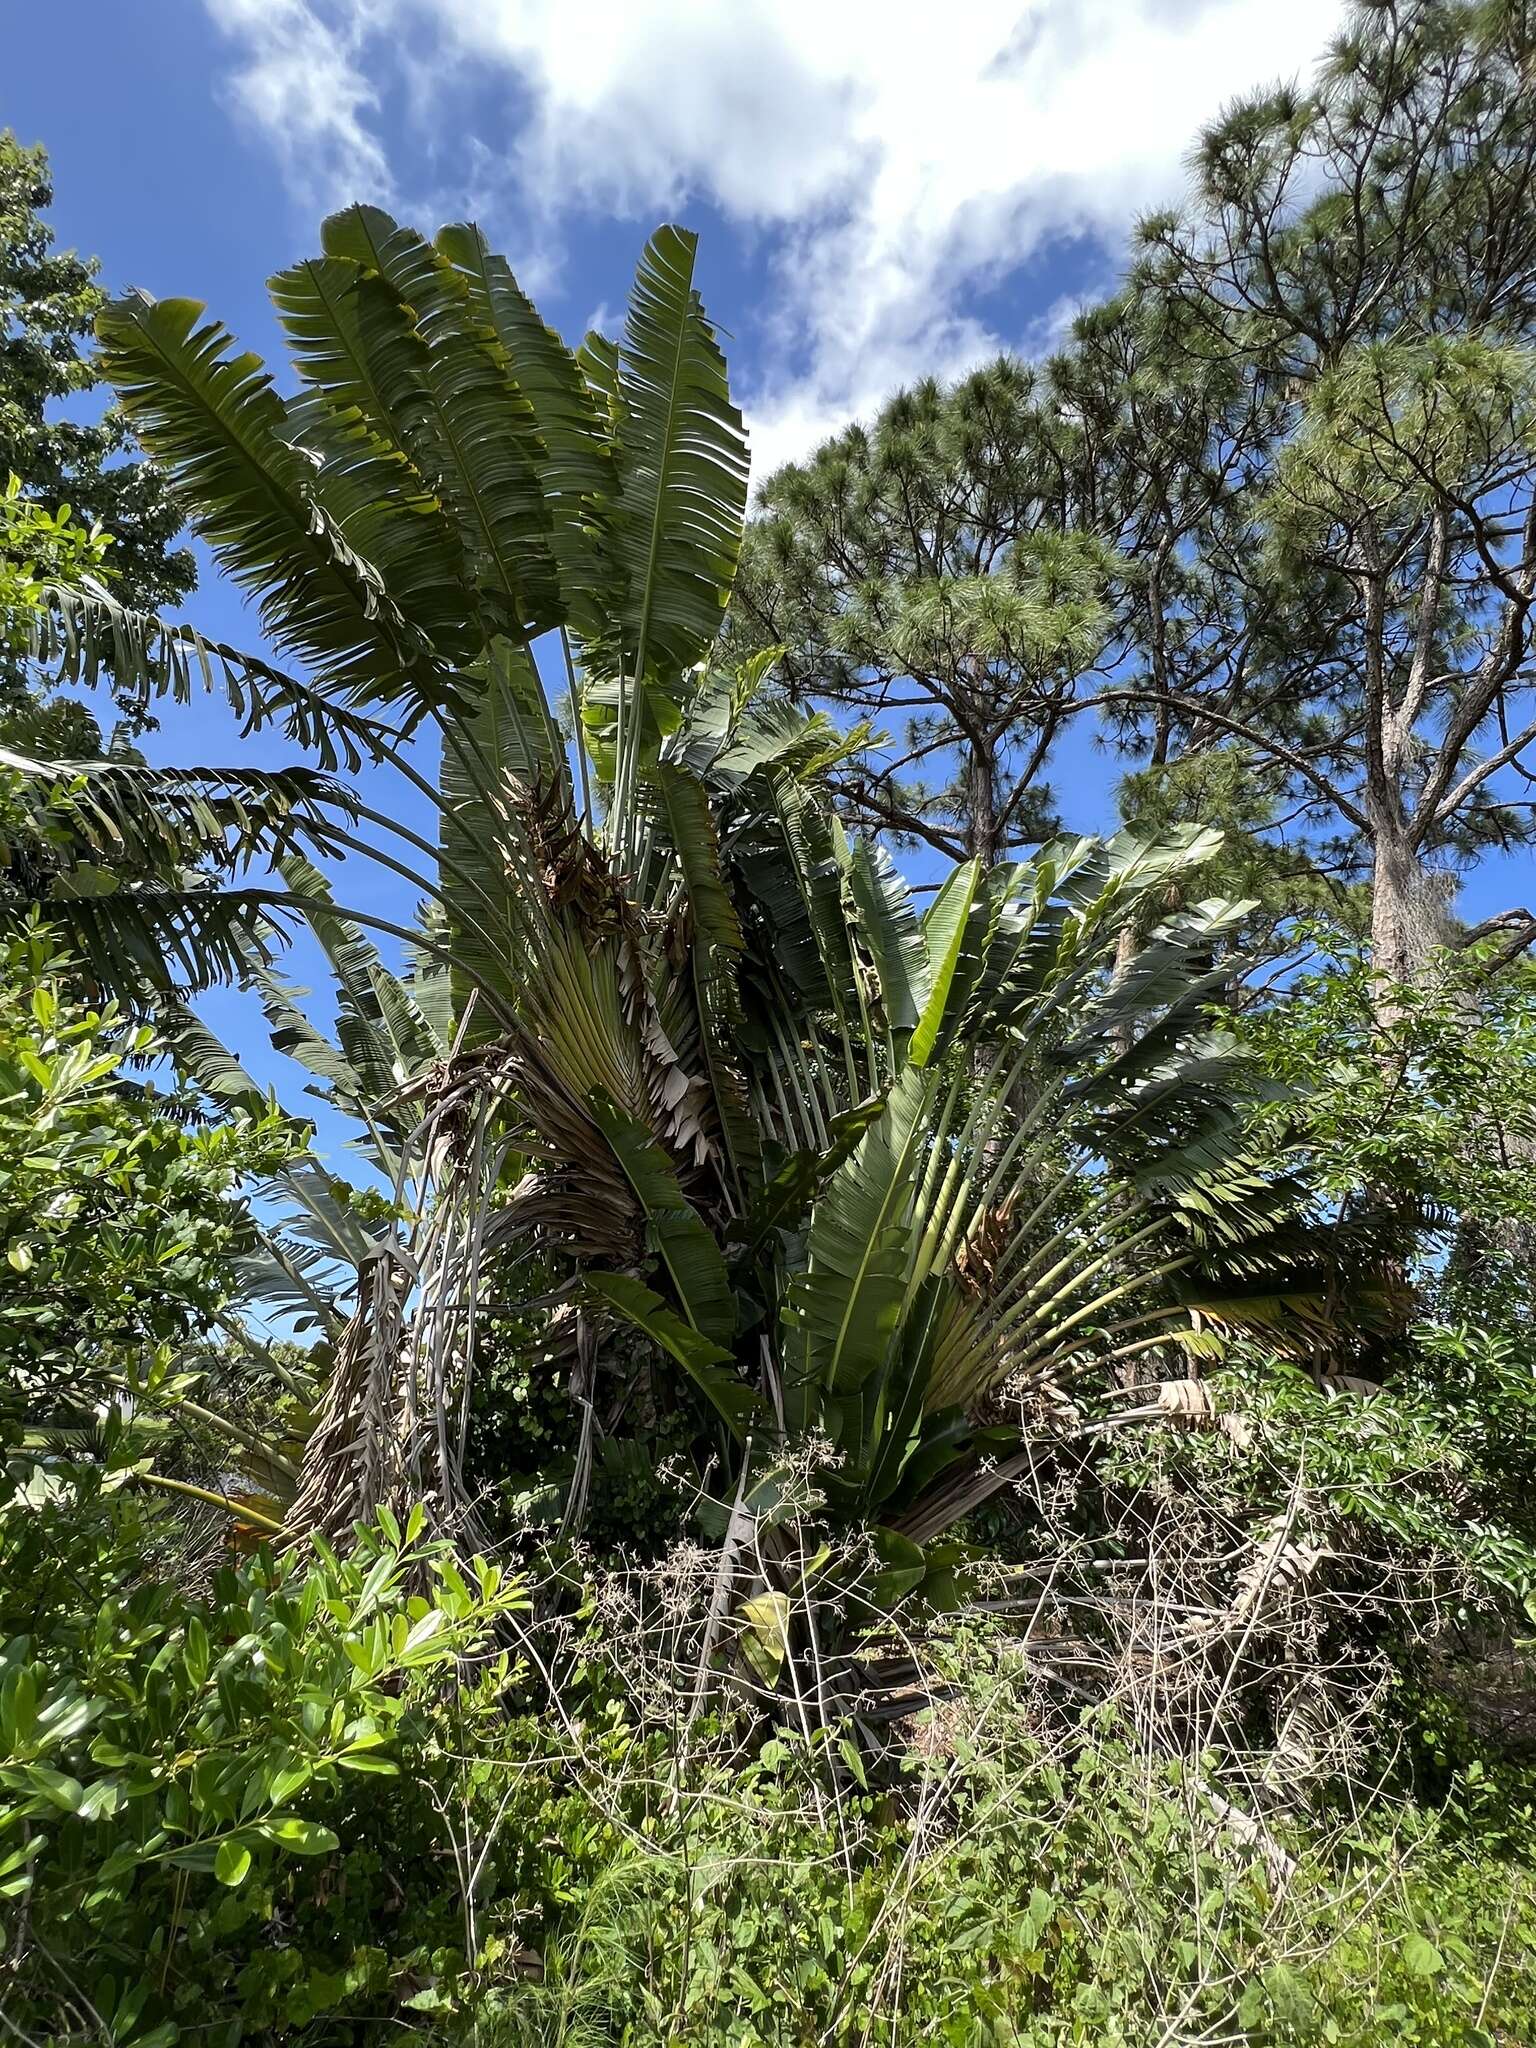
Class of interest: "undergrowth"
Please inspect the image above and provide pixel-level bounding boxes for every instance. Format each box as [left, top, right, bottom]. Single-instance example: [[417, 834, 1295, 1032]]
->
[[455, 1662, 1536, 2047]]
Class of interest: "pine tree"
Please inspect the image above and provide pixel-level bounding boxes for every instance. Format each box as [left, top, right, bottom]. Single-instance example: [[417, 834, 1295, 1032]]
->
[[731, 363, 1111, 866], [1112, 0, 1536, 986], [736, 2, 1536, 987]]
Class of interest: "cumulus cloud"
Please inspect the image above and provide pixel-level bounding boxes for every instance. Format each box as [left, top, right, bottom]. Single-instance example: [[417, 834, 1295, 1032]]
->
[[204, 0, 1346, 475], [207, 0, 395, 211]]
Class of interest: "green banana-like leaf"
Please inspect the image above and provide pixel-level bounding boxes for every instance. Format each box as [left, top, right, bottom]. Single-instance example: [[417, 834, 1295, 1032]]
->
[[647, 759, 761, 1190], [909, 858, 981, 1068], [734, 1096, 888, 1253], [95, 292, 437, 704], [580, 669, 690, 786], [954, 837, 1244, 1054], [665, 659, 748, 776], [270, 253, 421, 439], [2, 748, 353, 878], [234, 928, 416, 1180], [27, 582, 407, 774], [236, 1231, 346, 1338], [158, 1004, 273, 1120], [587, 1090, 737, 1346], [651, 760, 745, 969], [614, 225, 750, 680], [437, 222, 621, 636], [163, 982, 406, 1308], [584, 1271, 753, 1437], [848, 838, 928, 1039], [438, 636, 559, 1033], [785, 1066, 932, 1397], [749, 769, 861, 1020], [405, 904, 457, 1052], [955, 864, 1067, 1039], [23, 888, 289, 1002], [268, 1161, 386, 1279], [157, 1003, 395, 1313], [577, 328, 624, 428], [713, 693, 868, 789], [276, 852, 442, 1116], [267, 255, 479, 668], [1089, 899, 1250, 1030], [243, 956, 373, 1117], [319, 206, 562, 641], [1060, 821, 1226, 913]]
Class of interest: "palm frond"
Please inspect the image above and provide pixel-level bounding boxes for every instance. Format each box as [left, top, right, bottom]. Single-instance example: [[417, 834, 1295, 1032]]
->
[[32, 887, 292, 1001], [785, 1066, 933, 1403], [320, 206, 562, 642], [158, 1002, 273, 1119], [3, 747, 354, 876], [96, 291, 441, 705], [438, 222, 621, 637], [277, 851, 442, 1111], [585, 1271, 752, 1436], [847, 838, 928, 1040], [28, 581, 412, 770], [612, 225, 750, 681], [587, 1089, 736, 1346]]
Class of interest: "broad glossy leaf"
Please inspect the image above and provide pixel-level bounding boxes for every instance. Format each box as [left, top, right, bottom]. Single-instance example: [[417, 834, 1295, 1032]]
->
[[785, 1067, 932, 1397], [613, 225, 749, 679], [587, 1092, 736, 1346], [909, 859, 981, 1068], [97, 291, 437, 704], [848, 838, 928, 1039], [585, 1270, 753, 1436], [319, 206, 562, 638]]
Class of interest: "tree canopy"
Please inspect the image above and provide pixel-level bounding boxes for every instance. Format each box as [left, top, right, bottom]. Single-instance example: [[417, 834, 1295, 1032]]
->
[[734, 0, 1536, 986], [0, 130, 194, 737]]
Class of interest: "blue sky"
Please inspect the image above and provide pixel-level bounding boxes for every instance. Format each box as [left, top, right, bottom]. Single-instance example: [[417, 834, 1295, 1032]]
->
[[7, 0, 1348, 470], [10, 0, 1529, 1158]]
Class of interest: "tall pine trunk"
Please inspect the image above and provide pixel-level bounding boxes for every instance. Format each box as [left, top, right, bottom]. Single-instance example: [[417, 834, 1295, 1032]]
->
[[1361, 800, 1436, 1375], [1367, 817, 1428, 1005], [966, 736, 999, 870]]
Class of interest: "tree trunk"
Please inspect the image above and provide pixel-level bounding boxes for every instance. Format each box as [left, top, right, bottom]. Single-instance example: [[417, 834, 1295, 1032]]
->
[[1367, 814, 1435, 1017], [1361, 809, 1439, 1373], [966, 737, 999, 870]]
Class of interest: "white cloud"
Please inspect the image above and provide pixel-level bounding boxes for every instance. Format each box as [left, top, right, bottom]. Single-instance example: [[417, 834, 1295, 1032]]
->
[[582, 301, 618, 349], [207, 0, 394, 211], [204, 0, 1347, 475]]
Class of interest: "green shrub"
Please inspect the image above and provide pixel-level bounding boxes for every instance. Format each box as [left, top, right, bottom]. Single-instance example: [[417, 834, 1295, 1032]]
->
[[0, 1488, 524, 2044], [0, 927, 294, 1444]]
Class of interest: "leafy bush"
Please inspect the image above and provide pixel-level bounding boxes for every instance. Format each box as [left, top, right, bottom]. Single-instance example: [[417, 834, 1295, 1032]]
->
[[0, 475, 114, 756], [0, 927, 293, 1445], [0, 1489, 524, 2044], [1242, 948, 1536, 1306]]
